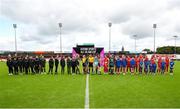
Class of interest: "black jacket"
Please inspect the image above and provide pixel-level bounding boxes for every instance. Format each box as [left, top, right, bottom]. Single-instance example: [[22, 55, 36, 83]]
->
[[7, 59, 13, 67], [55, 58, 59, 66], [67, 58, 72, 67], [60, 58, 65, 67], [49, 58, 54, 67]]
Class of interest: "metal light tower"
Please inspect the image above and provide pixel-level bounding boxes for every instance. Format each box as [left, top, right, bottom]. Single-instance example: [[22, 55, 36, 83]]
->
[[173, 35, 178, 58], [108, 22, 112, 53], [133, 35, 137, 54], [153, 24, 157, 54], [13, 24, 17, 53], [58, 23, 62, 53]]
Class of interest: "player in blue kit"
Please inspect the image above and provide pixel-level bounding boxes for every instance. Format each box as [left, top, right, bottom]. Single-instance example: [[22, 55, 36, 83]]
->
[[130, 57, 135, 75], [149, 61, 153, 74], [152, 62, 157, 75], [144, 57, 149, 74], [169, 59, 174, 75], [150, 58, 156, 75], [116, 56, 121, 74], [122, 55, 127, 75]]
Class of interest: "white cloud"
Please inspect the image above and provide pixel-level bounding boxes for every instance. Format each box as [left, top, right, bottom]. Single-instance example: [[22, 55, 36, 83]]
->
[[0, 0, 180, 52]]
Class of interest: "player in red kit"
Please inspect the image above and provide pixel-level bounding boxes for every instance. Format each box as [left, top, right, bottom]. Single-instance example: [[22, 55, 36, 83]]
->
[[104, 55, 109, 73], [157, 56, 162, 73], [126, 56, 131, 73], [165, 56, 169, 72]]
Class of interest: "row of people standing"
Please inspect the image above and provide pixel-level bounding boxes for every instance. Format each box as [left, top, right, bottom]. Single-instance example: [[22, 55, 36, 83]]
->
[[47, 55, 80, 75], [6, 55, 46, 75], [6, 54, 175, 75], [102, 54, 175, 75], [80, 54, 175, 75], [6, 55, 81, 75]]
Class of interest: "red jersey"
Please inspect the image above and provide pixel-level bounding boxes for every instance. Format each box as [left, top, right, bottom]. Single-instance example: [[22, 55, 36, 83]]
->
[[151, 58, 155, 64], [135, 57, 139, 66], [127, 57, 131, 66], [144, 56, 149, 62], [165, 56, 169, 65], [139, 54, 143, 59], [158, 58, 162, 66], [104, 57, 109, 67]]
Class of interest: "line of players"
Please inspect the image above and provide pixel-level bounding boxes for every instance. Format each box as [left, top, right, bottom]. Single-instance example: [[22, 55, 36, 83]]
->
[[99, 54, 175, 75], [6, 54, 175, 75], [6, 55, 46, 75], [6, 54, 80, 75]]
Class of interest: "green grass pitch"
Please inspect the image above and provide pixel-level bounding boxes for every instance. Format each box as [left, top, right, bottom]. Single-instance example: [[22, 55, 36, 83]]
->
[[0, 62, 86, 108], [0, 61, 180, 108]]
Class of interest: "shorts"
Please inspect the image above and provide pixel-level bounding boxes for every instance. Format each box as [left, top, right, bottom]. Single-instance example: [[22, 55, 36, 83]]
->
[[116, 66, 120, 68], [122, 65, 126, 68], [131, 65, 135, 68], [89, 63, 93, 67], [83, 63, 86, 67], [170, 68, 173, 73], [109, 65, 114, 67]]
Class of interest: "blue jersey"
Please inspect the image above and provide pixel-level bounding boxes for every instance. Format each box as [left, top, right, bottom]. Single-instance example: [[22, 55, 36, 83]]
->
[[149, 61, 152, 67], [170, 61, 174, 69], [116, 59, 121, 67], [161, 61, 166, 69], [152, 63, 157, 72], [122, 59, 127, 67], [144, 60, 149, 68], [130, 59, 135, 67], [120, 59, 123, 67], [153, 63, 157, 68], [149, 61, 153, 70]]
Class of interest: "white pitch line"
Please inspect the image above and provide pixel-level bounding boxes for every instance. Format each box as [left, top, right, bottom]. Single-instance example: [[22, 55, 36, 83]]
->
[[85, 74, 89, 109]]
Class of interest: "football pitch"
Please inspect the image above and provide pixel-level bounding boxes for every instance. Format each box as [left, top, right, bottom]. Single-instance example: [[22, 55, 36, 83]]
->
[[0, 61, 180, 108]]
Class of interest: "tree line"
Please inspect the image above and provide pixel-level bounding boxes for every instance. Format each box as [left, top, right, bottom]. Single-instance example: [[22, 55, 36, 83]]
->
[[157, 46, 180, 54]]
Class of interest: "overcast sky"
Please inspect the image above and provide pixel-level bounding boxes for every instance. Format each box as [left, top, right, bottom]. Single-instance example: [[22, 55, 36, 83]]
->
[[0, 0, 180, 52]]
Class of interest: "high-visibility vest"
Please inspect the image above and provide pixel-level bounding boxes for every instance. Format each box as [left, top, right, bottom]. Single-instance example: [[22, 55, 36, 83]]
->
[[89, 57, 94, 63], [82, 57, 86, 63]]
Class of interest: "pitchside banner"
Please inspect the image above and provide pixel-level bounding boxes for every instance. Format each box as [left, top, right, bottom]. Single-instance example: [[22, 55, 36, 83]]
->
[[80, 47, 96, 54]]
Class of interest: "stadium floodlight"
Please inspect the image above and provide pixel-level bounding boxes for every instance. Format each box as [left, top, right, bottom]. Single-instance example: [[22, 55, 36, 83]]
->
[[153, 24, 157, 54], [133, 35, 137, 54], [13, 24, 17, 53], [58, 23, 62, 53], [173, 35, 178, 59], [108, 22, 112, 53]]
